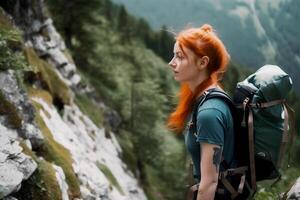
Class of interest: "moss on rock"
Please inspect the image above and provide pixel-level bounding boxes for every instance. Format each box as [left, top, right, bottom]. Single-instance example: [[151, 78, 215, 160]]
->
[[63, 49, 75, 64], [96, 161, 124, 195], [0, 8, 30, 72], [29, 96, 81, 199], [0, 7, 23, 49], [14, 141, 63, 200], [14, 158, 63, 200], [115, 130, 137, 174], [23, 47, 71, 105], [19, 141, 35, 157], [0, 90, 22, 129], [26, 86, 53, 106], [75, 93, 104, 128]]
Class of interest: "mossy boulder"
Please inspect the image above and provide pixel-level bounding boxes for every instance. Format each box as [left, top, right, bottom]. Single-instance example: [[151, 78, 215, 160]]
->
[[14, 159, 63, 200], [0, 90, 22, 129], [24, 47, 71, 105]]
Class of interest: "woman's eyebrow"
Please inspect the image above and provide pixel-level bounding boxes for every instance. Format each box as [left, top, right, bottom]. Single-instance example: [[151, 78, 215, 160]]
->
[[174, 51, 182, 55]]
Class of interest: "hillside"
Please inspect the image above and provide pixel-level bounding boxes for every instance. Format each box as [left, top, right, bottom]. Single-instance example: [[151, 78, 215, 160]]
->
[[112, 0, 300, 94], [0, 0, 186, 199]]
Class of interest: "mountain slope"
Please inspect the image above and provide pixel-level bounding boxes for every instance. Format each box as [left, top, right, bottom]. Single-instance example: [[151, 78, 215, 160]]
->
[[0, 2, 147, 200], [112, 0, 300, 94]]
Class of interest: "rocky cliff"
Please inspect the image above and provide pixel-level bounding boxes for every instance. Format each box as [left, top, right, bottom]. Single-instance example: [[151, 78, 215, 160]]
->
[[0, 1, 146, 199]]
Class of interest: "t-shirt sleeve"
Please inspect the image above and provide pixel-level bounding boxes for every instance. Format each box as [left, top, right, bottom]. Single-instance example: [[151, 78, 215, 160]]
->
[[196, 108, 226, 146]]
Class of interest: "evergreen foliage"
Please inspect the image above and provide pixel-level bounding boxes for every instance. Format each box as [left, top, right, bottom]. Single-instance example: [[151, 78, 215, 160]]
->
[[0, 12, 29, 71], [112, 0, 300, 94]]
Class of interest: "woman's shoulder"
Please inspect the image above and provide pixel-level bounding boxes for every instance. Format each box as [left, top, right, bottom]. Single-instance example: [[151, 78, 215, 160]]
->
[[199, 98, 230, 112]]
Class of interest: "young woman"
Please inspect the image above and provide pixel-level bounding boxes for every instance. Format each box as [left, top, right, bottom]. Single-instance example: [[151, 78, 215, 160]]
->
[[167, 24, 235, 200]]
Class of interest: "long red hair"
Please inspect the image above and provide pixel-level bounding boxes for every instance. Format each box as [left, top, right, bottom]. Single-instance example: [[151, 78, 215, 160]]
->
[[167, 24, 230, 133]]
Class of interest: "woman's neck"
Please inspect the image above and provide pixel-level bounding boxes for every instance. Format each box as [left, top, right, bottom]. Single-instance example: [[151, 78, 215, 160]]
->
[[188, 76, 207, 92], [190, 77, 218, 99], [195, 84, 218, 98]]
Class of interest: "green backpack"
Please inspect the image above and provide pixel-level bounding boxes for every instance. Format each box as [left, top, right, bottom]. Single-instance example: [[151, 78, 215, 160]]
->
[[233, 65, 296, 189], [187, 65, 296, 200]]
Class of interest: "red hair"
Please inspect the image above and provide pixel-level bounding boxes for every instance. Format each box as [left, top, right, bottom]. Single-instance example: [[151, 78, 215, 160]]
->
[[167, 24, 230, 133]]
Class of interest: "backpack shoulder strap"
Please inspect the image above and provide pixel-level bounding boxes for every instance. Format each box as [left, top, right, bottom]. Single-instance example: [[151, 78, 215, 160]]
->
[[191, 88, 236, 136]]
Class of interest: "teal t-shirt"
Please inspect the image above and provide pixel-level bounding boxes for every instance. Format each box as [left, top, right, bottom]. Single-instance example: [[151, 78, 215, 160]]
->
[[184, 98, 235, 183]]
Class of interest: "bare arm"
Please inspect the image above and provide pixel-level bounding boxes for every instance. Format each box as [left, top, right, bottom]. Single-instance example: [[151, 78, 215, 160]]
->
[[197, 143, 222, 200]]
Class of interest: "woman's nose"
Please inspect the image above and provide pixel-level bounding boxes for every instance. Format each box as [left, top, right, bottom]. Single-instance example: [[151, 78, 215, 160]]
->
[[168, 58, 176, 68]]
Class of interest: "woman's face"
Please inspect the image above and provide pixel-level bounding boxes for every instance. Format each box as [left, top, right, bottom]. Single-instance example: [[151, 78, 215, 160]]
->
[[168, 42, 201, 84]]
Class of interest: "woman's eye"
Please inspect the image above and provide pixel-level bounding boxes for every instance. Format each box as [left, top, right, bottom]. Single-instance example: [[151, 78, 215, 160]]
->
[[176, 55, 183, 60]]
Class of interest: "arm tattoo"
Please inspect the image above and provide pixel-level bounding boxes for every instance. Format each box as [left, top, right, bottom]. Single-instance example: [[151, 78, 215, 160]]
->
[[212, 147, 222, 173]]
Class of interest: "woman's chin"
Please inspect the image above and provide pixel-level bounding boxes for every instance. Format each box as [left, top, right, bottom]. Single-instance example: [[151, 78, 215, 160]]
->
[[174, 75, 185, 83], [174, 76, 180, 82]]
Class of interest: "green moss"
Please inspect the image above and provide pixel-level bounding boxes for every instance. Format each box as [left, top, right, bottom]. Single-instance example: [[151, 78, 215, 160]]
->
[[14, 159, 63, 200], [15, 140, 63, 200], [0, 90, 22, 129], [96, 161, 124, 195], [75, 93, 104, 128], [0, 8, 29, 72], [63, 49, 75, 64], [142, 164, 165, 200], [26, 86, 53, 106], [24, 47, 71, 105], [115, 130, 137, 174], [36, 112, 80, 198], [28, 96, 81, 199], [19, 141, 35, 157], [0, 8, 14, 29], [0, 8, 23, 49], [15, 91, 78, 199], [0, 30, 28, 71]]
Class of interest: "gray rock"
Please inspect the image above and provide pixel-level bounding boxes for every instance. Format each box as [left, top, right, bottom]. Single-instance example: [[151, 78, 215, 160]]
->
[[64, 63, 76, 73], [24, 139, 32, 150], [31, 19, 43, 33], [0, 71, 44, 148], [104, 109, 122, 132], [70, 74, 81, 86], [31, 35, 48, 56], [19, 123, 44, 149], [0, 71, 23, 109], [0, 152, 8, 163], [14, 154, 37, 180], [3, 0, 94, 94], [48, 48, 69, 68], [4, 141, 23, 157], [52, 164, 69, 200], [0, 124, 19, 140], [3, 196, 18, 200], [80, 186, 98, 200], [42, 18, 65, 50], [0, 128, 22, 160], [287, 177, 300, 199], [0, 163, 24, 198], [0, 126, 37, 199]]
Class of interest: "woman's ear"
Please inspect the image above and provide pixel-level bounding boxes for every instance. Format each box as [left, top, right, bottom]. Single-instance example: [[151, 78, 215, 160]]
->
[[197, 56, 210, 70]]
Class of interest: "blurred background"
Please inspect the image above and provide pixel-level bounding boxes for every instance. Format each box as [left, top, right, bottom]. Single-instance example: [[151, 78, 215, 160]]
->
[[0, 0, 299, 199]]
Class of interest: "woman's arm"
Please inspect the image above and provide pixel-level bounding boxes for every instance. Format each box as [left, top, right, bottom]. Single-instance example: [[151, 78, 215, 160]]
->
[[197, 143, 223, 200]]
